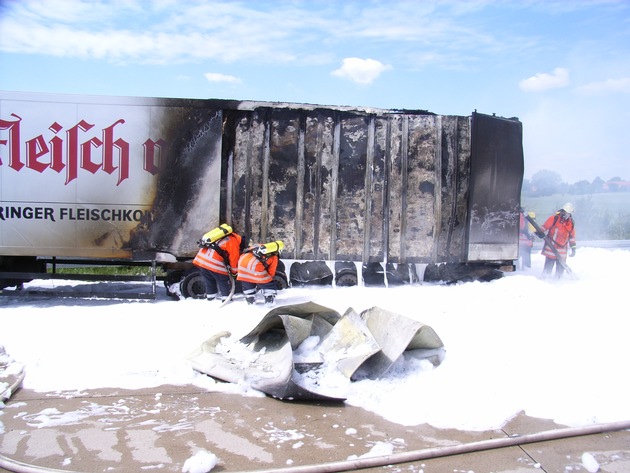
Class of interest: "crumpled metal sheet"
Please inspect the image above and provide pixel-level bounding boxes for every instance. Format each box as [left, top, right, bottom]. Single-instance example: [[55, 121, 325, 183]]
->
[[188, 301, 445, 401]]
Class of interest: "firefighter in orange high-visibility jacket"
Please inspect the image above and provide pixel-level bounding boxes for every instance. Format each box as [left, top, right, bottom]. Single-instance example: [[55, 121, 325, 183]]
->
[[237, 240, 284, 306], [193, 224, 242, 301], [536, 203, 576, 279]]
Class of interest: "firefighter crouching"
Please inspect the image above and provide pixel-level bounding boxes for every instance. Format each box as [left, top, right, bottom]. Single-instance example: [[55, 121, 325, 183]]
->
[[237, 240, 284, 305], [193, 224, 242, 301]]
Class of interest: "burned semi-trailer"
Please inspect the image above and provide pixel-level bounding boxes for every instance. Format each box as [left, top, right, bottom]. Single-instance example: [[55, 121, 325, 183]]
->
[[0, 91, 524, 297]]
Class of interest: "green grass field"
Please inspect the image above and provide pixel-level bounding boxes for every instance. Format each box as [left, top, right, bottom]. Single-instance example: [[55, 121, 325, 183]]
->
[[521, 192, 630, 240]]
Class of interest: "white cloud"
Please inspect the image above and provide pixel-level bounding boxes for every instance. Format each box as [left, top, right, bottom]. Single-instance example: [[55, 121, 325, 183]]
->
[[519, 67, 570, 92], [575, 77, 630, 95], [204, 73, 242, 84], [331, 58, 391, 85]]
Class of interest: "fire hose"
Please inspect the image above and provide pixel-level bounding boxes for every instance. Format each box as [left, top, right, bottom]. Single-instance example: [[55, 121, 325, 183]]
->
[[1, 420, 629, 473]]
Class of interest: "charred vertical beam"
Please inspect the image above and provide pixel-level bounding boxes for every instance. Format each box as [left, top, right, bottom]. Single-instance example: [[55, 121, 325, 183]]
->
[[220, 114, 233, 230], [434, 116, 443, 263], [295, 114, 306, 258], [243, 113, 254, 240], [261, 112, 271, 242], [453, 116, 472, 261], [313, 117, 322, 258], [376, 116, 391, 264], [329, 115, 341, 260], [363, 116, 375, 262], [399, 115, 410, 262], [437, 116, 456, 261], [301, 114, 322, 259], [314, 113, 336, 260], [387, 115, 404, 263]]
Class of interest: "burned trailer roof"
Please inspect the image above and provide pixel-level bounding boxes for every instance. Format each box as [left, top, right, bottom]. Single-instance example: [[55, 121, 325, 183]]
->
[[231, 99, 435, 117], [222, 105, 523, 266]]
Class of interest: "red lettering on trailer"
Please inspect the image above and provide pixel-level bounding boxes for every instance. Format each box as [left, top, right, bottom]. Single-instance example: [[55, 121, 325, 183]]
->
[[0, 115, 167, 185], [143, 138, 168, 175], [0, 114, 22, 171]]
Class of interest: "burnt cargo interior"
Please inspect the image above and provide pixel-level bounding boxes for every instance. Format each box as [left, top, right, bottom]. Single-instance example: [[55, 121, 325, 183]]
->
[[221, 106, 523, 268]]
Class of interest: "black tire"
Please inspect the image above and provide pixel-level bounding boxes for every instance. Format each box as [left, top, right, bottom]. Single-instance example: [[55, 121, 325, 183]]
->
[[335, 272, 357, 287], [180, 271, 206, 299], [163, 270, 184, 299], [274, 273, 289, 290]]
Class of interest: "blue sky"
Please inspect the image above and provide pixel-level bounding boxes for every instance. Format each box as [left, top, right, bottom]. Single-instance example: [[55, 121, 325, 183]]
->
[[1, 0, 629, 183]]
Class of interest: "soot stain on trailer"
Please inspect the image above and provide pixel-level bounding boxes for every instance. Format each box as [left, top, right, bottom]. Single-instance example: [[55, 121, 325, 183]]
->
[[126, 106, 223, 256]]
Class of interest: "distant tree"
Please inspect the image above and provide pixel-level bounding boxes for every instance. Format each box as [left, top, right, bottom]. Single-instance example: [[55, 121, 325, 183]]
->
[[591, 177, 606, 193], [571, 180, 591, 194], [531, 170, 562, 196]]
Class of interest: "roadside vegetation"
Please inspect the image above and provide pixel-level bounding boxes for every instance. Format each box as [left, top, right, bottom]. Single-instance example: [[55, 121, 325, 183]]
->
[[522, 170, 630, 240], [49, 263, 166, 279]]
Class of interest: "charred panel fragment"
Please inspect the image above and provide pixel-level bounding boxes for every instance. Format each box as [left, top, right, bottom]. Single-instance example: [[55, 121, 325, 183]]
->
[[317, 113, 336, 260], [452, 117, 472, 260], [267, 110, 300, 258], [436, 116, 469, 262], [300, 114, 321, 259], [402, 114, 438, 262], [334, 114, 369, 260], [386, 115, 405, 263], [367, 117, 387, 262], [299, 111, 336, 260], [230, 113, 250, 238]]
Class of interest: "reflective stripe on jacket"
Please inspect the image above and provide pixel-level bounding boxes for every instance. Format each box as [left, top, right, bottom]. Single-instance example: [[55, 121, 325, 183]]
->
[[236, 251, 278, 284], [541, 214, 576, 259], [193, 233, 242, 274]]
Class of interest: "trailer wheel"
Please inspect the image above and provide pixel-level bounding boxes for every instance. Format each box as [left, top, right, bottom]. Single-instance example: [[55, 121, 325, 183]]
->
[[163, 270, 184, 299], [273, 261, 289, 290], [335, 273, 358, 287], [274, 273, 289, 290], [180, 271, 206, 299]]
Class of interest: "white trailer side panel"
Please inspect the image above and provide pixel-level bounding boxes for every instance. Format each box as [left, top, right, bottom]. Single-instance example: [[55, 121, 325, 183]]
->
[[0, 92, 222, 259]]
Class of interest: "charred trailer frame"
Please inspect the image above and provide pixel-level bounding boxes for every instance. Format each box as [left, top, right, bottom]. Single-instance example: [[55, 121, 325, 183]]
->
[[218, 106, 523, 288], [0, 93, 523, 297]]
